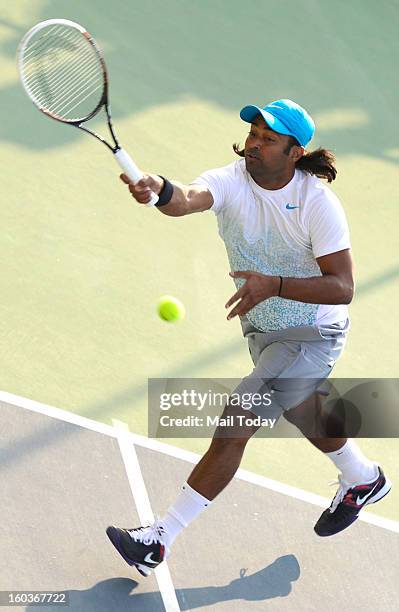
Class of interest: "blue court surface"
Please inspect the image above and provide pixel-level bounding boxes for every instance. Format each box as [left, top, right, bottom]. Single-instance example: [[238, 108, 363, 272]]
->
[[1, 392, 398, 612]]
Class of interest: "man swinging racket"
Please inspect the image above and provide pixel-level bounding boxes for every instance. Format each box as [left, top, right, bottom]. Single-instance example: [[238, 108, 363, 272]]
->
[[106, 99, 391, 577]]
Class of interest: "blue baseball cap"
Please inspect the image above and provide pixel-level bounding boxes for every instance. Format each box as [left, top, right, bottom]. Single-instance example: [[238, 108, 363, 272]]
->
[[240, 99, 315, 147]]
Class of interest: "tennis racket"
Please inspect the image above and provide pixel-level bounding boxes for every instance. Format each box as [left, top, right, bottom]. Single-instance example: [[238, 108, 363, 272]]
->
[[17, 18, 158, 206]]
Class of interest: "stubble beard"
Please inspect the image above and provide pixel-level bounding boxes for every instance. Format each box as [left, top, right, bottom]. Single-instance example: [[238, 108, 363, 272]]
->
[[245, 155, 269, 182]]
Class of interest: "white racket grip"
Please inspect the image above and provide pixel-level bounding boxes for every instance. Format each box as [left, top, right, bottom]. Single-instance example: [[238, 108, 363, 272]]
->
[[114, 148, 158, 207]]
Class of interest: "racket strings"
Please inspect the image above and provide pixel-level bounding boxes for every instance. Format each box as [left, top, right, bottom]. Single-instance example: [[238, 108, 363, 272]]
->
[[24, 35, 95, 91], [23, 28, 92, 100], [35, 59, 101, 114], [24, 57, 101, 116], [25, 53, 98, 107], [22, 24, 69, 61], [21, 25, 104, 121], [25, 42, 102, 116], [24, 29, 96, 91]]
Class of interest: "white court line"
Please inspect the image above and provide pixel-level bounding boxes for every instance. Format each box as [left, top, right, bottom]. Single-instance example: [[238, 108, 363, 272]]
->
[[112, 420, 181, 612], [0, 391, 117, 438], [1, 389, 398, 534]]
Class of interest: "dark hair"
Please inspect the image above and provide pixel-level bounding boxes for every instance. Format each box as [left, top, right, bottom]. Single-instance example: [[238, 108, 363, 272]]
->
[[233, 136, 337, 183]]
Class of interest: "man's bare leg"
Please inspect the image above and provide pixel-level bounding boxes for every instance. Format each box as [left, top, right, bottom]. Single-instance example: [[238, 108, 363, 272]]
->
[[188, 403, 260, 499], [147, 402, 261, 549], [283, 392, 378, 482], [282, 392, 390, 537], [282, 392, 347, 451]]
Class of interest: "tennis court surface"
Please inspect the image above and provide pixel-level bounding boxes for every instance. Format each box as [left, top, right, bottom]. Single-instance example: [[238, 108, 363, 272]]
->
[[1, 392, 398, 612]]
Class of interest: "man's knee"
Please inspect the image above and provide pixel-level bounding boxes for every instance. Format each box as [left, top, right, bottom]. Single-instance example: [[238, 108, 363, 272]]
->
[[283, 392, 348, 438], [283, 393, 322, 435]]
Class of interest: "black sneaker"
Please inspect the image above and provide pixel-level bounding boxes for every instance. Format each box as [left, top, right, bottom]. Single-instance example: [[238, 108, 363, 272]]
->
[[314, 465, 391, 537], [106, 520, 169, 576]]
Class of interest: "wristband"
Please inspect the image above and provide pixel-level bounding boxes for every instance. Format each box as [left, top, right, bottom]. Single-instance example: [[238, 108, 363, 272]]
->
[[278, 276, 284, 297], [156, 176, 174, 206]]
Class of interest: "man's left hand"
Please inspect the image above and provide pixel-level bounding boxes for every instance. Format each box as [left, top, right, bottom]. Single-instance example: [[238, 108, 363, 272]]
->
[[225, 271, 279, 320]]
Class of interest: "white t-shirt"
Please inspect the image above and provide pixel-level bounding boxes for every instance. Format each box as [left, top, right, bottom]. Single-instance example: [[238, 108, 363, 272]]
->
[[192, 159, 351, 332]]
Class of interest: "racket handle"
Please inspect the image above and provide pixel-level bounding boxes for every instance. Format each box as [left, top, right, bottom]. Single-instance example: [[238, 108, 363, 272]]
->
[[114, 148, 159, 207]]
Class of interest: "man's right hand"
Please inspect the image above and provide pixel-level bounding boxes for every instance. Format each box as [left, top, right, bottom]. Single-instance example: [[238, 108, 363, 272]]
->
[[120, 173, 164, 205]]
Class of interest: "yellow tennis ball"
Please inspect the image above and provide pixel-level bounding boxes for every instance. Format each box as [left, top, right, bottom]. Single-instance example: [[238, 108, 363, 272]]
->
[[157, 295, 185, 322]]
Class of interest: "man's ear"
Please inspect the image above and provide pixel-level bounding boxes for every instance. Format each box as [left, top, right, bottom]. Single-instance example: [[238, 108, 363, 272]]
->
[[290, 145, 305, 162]]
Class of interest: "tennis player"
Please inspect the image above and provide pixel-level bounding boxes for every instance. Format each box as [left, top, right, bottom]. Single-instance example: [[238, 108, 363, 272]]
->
[[106, 99, 391, 576]]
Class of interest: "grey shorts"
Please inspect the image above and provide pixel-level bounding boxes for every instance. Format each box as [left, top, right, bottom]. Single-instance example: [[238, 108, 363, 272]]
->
[[232, 316, 350, 420]]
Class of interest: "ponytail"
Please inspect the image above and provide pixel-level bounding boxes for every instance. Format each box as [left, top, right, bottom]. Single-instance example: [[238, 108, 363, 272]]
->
[[296, 148, 337, 183]]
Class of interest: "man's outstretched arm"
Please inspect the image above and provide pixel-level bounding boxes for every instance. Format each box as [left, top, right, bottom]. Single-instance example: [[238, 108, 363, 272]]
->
[[120, 173, 214, 216]]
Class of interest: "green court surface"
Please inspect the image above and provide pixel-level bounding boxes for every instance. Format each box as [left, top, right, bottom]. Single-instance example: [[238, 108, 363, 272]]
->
[[1, 0, 398, 522]]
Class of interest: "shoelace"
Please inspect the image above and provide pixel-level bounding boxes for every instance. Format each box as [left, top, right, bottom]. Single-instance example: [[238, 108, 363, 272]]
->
[[128, 516, 166, 546], [328, 474, 352, 513]]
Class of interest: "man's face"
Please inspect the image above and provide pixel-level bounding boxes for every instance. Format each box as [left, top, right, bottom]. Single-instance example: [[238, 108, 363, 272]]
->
[[244, 114, 302, 178]]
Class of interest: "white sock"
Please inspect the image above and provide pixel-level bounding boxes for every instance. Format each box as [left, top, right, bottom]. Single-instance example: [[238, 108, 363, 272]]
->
[[326, 439, 378, 484], [159, 482, 211, 548]]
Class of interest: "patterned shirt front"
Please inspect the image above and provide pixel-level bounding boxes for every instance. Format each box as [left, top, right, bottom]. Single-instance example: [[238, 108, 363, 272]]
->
[[192, 159, 351, 331]]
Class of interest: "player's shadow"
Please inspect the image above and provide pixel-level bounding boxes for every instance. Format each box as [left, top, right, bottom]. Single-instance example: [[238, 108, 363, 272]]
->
[[176, 555, 301, 609], [26, 556, 300, 611]]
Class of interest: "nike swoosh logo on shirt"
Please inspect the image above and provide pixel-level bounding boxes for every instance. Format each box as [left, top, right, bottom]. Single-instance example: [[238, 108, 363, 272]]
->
[[144, 552, 159, 565], [286, 203, 300, 210], [356, 482, 379, 505]]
